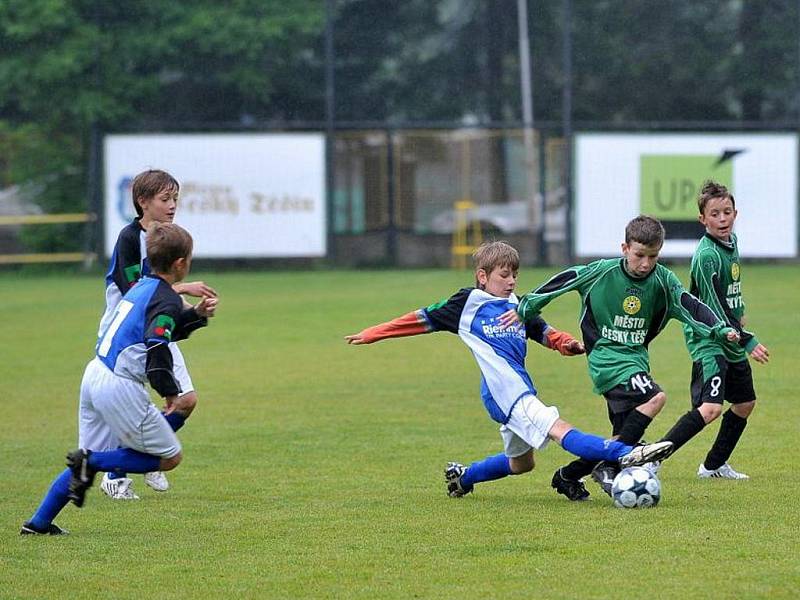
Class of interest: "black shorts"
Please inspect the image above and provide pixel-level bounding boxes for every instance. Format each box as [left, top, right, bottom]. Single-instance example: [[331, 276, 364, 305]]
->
[[603, 372, 664, 416], [690, 356, 756, 407]]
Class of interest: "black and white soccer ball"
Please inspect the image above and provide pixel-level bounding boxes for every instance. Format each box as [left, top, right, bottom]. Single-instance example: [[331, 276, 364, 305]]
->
[[611, 466, 661, 508]]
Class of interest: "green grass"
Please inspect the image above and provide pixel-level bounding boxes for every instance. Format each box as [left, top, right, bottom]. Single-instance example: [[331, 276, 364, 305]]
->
[[1, 265, 799, 599]]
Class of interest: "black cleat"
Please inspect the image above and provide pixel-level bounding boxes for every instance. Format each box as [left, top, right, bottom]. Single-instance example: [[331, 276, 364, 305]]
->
[[66, 448, 97, 508], [591, 460, 620, 498], [444, 462, 474, 498], [20, 521, 69, 536], [551, 468, 590, 501]]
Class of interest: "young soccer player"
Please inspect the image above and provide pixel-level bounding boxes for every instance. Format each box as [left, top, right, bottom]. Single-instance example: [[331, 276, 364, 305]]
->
[[515, 215, 740, 500], [658, 181, 769, 479], [21, 223, 216, 535], [99, 169, 216, 499], [345, 241, 674, 499]]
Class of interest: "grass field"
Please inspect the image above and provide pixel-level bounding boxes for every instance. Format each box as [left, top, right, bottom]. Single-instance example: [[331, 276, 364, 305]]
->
[[2, 265, 799, 599]]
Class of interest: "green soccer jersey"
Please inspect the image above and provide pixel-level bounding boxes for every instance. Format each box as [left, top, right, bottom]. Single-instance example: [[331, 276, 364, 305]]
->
[[517, 258, 732, 394], [683, 233, 758, 363]]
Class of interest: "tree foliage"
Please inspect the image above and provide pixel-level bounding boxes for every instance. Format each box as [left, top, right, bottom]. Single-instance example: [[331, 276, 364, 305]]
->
[[1, 0, 798, 248]]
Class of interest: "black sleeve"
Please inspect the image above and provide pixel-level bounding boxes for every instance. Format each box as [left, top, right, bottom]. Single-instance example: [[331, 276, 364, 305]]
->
[[422, 288, 471, 334], [146, 344, 181, 397], [524, 315, 549, 344], [172, 307, 208, 342], [143, 282, 184, 397], [110, 223, 144, 295]]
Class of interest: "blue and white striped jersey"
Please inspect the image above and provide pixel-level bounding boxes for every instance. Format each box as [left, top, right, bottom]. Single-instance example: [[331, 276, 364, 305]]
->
[[420, 287, 550, 424]]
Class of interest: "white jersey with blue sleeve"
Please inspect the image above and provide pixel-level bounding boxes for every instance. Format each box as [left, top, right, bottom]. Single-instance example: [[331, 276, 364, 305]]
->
[[420, 287, 551, 424]]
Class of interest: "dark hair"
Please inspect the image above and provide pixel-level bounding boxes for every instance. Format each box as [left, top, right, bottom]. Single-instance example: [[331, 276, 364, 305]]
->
[[698, 180, 735, 214], [625, 215, 665, 247], [473, 241, 520, 274], [146, 222, 193, 273], [132, 169, 180, 217]]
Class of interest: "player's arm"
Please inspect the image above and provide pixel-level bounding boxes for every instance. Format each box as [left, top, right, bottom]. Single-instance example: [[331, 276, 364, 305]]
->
[[525, 315, 585, 356], [517, 261, 604, 321], [345, 288, 470, 345], [663, 270, 739, 347], [143, 293, 183, 397], [174, 281, 218, 299], [694, 251, 759, 353]]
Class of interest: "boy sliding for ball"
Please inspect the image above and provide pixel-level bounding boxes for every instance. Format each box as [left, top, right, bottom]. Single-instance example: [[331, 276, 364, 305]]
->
[[21, 223, 217, 535], [98, 169, 217, 499], [345, 241, 674, 499], [516, 215, 741, 500], [658, 181, 769, 479]]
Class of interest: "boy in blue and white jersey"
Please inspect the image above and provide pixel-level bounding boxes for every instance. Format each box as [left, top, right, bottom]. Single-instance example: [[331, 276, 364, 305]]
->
[[346, 241, 674, 498], [21, 223, 217, 535], [99, 169, 216, 498]]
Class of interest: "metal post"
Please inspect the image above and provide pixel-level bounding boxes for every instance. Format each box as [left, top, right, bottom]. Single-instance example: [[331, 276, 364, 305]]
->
[[386, 129, 397, 265], [325, 0, 336, 262], [562, 0, 574, 263], [517, 0, 542, 261]]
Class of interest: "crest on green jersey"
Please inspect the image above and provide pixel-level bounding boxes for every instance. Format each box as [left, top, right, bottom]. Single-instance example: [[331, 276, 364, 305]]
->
[[623, 295, 642, 315], [731, 262, 740, 281]]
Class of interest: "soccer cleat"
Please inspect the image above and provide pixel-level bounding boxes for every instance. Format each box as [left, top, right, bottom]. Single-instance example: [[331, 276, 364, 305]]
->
[[444, 462, 473, 498], [618, 440, 674, 468], [144, 471, 169, 492], [551, 468, 590, 501], [20, 521, 69, 536], [697, 462, 749, 480], [100, 473, 140, 500], [590, 461, 620, 498], [66, 448, 97, 508]]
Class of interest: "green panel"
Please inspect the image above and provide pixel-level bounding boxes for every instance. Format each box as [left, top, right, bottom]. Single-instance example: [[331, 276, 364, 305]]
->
[[640, 155, 733, 220]]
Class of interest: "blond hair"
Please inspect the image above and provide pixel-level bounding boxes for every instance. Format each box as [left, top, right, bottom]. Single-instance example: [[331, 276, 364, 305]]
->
[[473, 241, 519, 274]]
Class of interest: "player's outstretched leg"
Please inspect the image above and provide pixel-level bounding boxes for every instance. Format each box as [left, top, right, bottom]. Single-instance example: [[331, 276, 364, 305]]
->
[[444, 453, 514, 498], [618, 440, 674, 468]]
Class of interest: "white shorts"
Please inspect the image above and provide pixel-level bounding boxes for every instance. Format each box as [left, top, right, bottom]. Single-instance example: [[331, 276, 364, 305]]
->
[[499, 394, 560, 457], [170, 343, 194, 397], [78, 357, 181, 458]]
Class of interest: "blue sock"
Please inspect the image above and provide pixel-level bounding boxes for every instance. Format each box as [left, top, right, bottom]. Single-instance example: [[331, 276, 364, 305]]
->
[[28, 468, 71, 530], [163, 412, 186, 432], [88, 448, 161, 474], [561, 429, 632, 462], [460, 453, 513, 488]]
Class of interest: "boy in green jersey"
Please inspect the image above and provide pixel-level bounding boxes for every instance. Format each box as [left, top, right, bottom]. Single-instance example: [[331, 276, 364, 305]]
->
[[658, 181, 769, 480], [513, 215, 741, 500]]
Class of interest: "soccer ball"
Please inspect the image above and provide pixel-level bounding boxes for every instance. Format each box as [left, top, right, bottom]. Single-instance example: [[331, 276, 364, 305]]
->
[[611, 466, 661, 508]]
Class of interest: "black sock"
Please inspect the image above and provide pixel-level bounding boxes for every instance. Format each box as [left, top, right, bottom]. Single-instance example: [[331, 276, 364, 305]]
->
[[616, 410, 653, 445], [661, 409, 706, 453], [560, 458, 596, 481], [704, 409, 747, 470]]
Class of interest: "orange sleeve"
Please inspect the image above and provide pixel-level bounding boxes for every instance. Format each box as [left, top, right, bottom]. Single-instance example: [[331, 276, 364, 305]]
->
[[546, 328, 582, 356], [355, 310, 431, 344]]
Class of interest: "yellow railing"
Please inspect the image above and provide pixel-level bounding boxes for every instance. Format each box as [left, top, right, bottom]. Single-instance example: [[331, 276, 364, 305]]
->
[[0, 213, 97, 264]]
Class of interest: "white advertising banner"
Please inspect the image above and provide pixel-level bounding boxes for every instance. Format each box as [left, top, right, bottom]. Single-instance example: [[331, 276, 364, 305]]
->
[[104, 133, 326, 258], [575, 133, 798, 258]]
